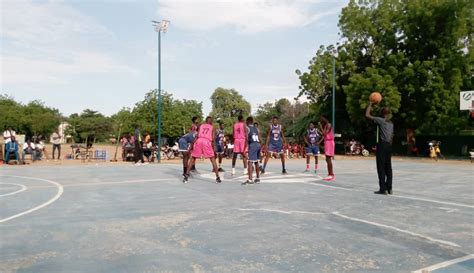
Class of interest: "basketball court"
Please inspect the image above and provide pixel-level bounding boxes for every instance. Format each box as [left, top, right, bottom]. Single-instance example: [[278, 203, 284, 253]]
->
[[0, 158, 472, 272]]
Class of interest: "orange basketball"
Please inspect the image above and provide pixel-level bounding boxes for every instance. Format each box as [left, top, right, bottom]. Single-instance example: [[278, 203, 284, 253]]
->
[[369, 92, 382, 104]]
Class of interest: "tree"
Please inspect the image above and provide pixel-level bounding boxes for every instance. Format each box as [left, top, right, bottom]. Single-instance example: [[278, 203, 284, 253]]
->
[[210, 87, 251, 135], [298, 0, 473, 137], [112, 90, 203, 142], [67, 109, 112, 143]]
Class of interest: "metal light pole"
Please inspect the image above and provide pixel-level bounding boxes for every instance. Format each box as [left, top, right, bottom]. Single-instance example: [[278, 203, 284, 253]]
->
[[332, 50, 336, 134], [152, 20, 170, 163]]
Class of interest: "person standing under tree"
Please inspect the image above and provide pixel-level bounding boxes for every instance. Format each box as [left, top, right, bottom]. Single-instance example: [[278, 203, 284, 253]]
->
[[134, 125, 146, 165], [261, 116, 287, 175], [215, 121, 226, 172], [231, 115, 248, 176], [304, 121, 322, 173], [244, 116, 262, 185], [366, 103, 394, 195], [185, 116, 222, 183], [51, 129, 62, 160], [320, 116, 336, 181]]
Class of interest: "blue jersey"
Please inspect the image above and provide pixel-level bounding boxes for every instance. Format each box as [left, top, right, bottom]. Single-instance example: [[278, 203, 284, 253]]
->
[[248, 125, 260, 144], [180, 132, 195, 144], [215, 128, 225, 146], [269, 124, 282, 144], [307, 128, 320, 146]]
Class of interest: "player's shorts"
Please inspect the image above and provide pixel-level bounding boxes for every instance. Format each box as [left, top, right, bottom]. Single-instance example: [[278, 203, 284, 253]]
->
[[191, 139, 214, 158], [178, 139, 190, 152], [268, 142, 283, 154], [324, 140, 335, 157], [306, 145, 320, 156], [248, 143, 261, 162], [233, 139, 247, 154], [216, 144, 225, 155]]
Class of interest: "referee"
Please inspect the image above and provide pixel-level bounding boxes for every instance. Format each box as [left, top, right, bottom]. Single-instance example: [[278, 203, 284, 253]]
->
[[366, 102, 394, 195]]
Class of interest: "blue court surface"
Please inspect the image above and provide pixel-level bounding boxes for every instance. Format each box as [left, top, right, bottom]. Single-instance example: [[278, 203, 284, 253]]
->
[[0, 158, 472, 273]]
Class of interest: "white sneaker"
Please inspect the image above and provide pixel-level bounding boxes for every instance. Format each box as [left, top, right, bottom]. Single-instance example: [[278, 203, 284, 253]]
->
[[232, 168, 235, 175], [135, 162, 142, 166], [142, 162, 149, 165], [243, 168, 248, 175]]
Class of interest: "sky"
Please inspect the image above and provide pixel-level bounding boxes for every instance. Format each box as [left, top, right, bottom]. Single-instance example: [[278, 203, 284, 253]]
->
[[0, 0, 347, 116]]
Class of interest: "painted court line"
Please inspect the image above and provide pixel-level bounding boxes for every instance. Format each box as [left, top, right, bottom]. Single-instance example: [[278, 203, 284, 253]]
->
[[332, 212, 460, 248], [238, 208, 324, 216], [0, 175, 64, 224], [0, 183, 27, 197], [238, 208, 460, 249], [412, 254, 474, 273]]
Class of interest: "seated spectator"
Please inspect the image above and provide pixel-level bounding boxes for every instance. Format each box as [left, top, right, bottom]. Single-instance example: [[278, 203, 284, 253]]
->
[[5, 137, 20, 164], [35, 138, 48, 160], [22, 139, 37, 162], [3, 126, 16, 159], [142, 138, 154, 162]]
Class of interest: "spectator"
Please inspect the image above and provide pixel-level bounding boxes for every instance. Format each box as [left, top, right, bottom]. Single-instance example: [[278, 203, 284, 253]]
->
[[35, 137, 49, 161], [3, 126, 16, 155], [51, 129, 62, 160], [5, 137, 20, 164], [22, 139, 37, 162], [435, 141, 445, 159], [134, 125, 146, 165]]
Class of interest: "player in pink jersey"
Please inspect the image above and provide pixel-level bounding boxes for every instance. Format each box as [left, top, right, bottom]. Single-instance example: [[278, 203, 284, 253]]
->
[[189, 116, 200, 173], [185, 116, 222, 183], [320, 116, 335, 181], [231, 115, 248, 176]]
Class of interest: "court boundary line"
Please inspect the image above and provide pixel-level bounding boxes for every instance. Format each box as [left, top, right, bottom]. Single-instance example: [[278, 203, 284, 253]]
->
[[412, 254, 474, 273], [0, 183, 27, 197], [0, 175, 63, 224]]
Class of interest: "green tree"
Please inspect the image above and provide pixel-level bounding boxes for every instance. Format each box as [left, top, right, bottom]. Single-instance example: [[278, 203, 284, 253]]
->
[[68, 109, 112, 143], [210, 87, 251, 135]]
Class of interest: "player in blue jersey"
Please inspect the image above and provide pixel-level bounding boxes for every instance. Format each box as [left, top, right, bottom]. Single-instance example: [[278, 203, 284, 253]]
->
[[262, 116, 287, 174], [244, 116, 262, 185], [178, 130, 196, 183], [304, 121, 322, 173], [215, 121, 226, 172]]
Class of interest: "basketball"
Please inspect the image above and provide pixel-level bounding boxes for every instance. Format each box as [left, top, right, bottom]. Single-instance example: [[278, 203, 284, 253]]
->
[[369, 92, 382, 104]]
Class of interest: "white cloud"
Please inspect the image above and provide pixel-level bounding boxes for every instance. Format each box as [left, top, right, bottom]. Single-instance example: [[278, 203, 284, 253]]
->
[[158, 0, 342, 33], [0, 0, 138, 86]]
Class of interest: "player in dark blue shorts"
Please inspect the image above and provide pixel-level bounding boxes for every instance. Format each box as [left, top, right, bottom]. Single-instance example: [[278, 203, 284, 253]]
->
[[262, 116, 287, 174], [244, 116, 262, 185], [304, 121, 322, 173], [215, 121, 226, 172], [178, 131, 196, 183]]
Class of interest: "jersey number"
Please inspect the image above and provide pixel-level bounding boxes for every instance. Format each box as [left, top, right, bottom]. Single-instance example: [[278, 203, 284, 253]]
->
[[203, 128, 209, 135], [252, 135, 259, 142]]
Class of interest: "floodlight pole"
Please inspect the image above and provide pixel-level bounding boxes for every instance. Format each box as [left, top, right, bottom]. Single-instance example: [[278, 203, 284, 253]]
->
[[332, 51, 336, 135], [152, 20, 169, 163]]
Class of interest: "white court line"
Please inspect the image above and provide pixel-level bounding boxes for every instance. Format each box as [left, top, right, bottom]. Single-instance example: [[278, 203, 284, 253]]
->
[[238, 208, 324, 216], [332, 212, 460, 248], [0, 175, 63, 224], [390, 195, 474, 209], [0, 183, 27, 197], [237, 208, 460, 248], [412, 254, 474, 273]]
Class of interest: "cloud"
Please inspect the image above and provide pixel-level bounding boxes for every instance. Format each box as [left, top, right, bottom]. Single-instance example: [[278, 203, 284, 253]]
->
[[0, 0, 138, 86], [157, 0, 342, 33]]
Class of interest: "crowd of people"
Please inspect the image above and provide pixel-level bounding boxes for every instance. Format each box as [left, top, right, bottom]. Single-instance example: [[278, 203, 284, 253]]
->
[[1, 126, 59, 165]]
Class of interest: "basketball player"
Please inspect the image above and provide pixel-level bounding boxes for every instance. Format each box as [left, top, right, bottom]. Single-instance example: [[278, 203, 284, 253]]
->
[[244, 116, 262, 185], [231, 115, 248, 175], [215, 121, 226, 172], [178, 130, 196, 183], [262, 116, 287, 174], [320, 116, 335, 181], [190, 116, 200, 173], [185, 116, 222, 183], [304, 121, 322, 173]]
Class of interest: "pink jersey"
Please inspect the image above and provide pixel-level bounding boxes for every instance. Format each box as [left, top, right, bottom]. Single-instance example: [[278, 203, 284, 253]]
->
[[324, 125, 334, 141], [234, 122, 246, 140], [198, 124, 213, 141]]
